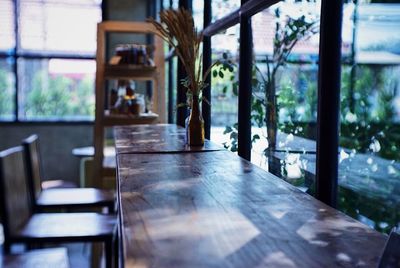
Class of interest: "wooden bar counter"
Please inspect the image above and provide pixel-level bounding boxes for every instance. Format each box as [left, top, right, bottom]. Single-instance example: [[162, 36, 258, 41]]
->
[[115, 124, 386, 268], [114, 124, 222, 154]]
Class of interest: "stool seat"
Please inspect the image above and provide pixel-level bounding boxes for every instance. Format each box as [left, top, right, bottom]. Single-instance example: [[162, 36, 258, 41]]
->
[[37, 188, 114, 211], [42, 180, 77, 189], [22, 134, 115, 213], [17, 213, 116, 241], [3, 248, 69, 268]]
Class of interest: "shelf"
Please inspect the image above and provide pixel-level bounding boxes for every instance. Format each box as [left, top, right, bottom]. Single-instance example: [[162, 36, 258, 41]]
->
[[94, 21, 165, 188], [102, 112, 159, 125], [104, 64, 157, 80]]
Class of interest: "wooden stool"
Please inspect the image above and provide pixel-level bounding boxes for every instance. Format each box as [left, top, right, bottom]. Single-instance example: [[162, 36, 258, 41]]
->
[[22, 135, 115, 212]]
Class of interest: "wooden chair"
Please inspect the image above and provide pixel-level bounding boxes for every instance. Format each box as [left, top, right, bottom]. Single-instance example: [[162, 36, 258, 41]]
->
[[2, 248, 69, 268], [22, 135, 114, 212], [0, 146, 117, 268]]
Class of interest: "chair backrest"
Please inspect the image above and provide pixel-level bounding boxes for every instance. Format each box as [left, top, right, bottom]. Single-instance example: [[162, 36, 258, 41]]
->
[[0, 146, 32, 239], [22, 134, 43, 201]]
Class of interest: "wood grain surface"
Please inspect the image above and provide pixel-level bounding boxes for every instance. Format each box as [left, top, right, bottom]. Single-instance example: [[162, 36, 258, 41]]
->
[[116, 150, 386, 268], [114, 124, 223, 154]]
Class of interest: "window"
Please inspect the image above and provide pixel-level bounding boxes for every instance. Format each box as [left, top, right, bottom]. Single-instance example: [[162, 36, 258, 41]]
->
[[210, 25, 240, 147], [214, 2, 321, 185], [0, 0, 101, 122], [201, 0, 400, 235], [209, 0, 240, 147], [338, 2, 400, 234]]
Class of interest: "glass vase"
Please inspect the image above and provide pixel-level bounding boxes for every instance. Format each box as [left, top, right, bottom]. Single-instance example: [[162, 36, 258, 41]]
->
[[187, 95, 205, 146]]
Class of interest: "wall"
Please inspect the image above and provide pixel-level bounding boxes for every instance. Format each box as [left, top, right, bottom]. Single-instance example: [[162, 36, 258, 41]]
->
[[0, 123, 93, 185], [107, 0, 147, 22], [106, 0, 148, 55]]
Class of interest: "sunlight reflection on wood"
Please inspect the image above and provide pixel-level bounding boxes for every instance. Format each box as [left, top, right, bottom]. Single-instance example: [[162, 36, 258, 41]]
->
[[128, 208, 260, 259], [261, 252, 296, 268], [296, 215, 375, 242]]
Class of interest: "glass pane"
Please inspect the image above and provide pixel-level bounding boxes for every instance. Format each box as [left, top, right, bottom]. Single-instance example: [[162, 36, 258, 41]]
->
[[249, 2, 320, 193], [19, 0, 101, 55], [0, 0, 15, 51], [193, 1, 204, 30], [162, 0, 169, 9], [357, 4, 400, 55], [338, 3, 400, 234], [210, 25, 239, 149], [212, 0, 240, 22], [18, 58, 95, 121], [0, 58, 16, 121], [172, 0, 179, 9]]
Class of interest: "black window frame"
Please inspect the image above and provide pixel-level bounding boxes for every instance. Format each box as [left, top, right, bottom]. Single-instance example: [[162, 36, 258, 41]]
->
[[163, 0, 344, 207]]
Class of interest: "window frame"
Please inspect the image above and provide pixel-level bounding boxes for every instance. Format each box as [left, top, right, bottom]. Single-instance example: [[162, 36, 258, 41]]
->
[[188, 0, 343, 207], [0, 0, 103, 124]]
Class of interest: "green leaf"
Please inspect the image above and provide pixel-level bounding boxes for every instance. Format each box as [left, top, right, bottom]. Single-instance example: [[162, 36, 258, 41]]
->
[[223, 126, 233, 134], [232, 83, 238, 96], [231, 144, 238, 152], [223, 52, 228, 59], [219, 70, 224, 79], [212, 69, 218, 78], [252, 134, 260, 140]]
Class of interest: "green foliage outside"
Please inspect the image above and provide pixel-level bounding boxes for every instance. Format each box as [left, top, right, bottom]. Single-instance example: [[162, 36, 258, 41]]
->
[[0, 67, 94, 120], [274, 64, 400, 161], [209, 52, 239, 126], [217, 8, 400, 162], [222, 9, 317, 153], [25, 71, 94, 120], [0, 69, 14, 118], [339, 65, 400, 161], [211, 6, 400, 235]]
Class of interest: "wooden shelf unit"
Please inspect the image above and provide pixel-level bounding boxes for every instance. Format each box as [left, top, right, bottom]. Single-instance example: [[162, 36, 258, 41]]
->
[[93, 21, 165, 187], [104, 64, 158, 80]]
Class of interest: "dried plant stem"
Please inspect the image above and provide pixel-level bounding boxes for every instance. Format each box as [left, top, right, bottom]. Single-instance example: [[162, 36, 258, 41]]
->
[[148, 8, 213, 97]]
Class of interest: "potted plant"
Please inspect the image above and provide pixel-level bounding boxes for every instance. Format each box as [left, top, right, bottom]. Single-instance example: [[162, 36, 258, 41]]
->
[[148, 8, 221, 146]]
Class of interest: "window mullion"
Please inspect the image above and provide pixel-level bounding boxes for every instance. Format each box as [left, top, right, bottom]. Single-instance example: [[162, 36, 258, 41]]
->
[[13, 0, 19, 121]]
